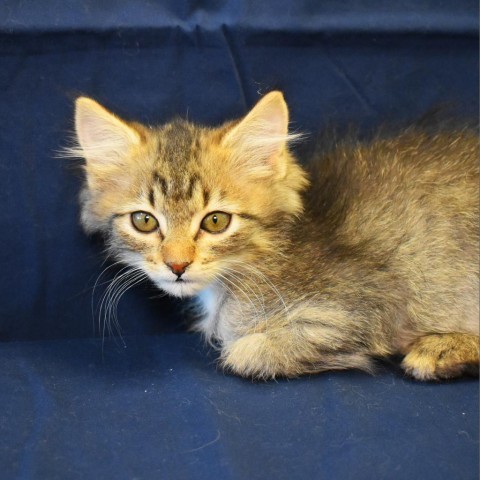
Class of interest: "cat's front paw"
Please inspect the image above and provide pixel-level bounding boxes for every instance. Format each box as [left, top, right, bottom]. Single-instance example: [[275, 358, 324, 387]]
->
[[221, 333, 300, 380]]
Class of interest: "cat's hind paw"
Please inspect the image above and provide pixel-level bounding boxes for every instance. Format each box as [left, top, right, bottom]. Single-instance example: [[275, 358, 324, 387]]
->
[[401, 333, 479, 381]]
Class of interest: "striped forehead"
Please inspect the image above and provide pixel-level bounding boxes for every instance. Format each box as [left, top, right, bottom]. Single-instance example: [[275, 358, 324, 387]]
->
[[156, 120, 200, 165], [148, 121, 210, 208], [151, 171, 205, 203]]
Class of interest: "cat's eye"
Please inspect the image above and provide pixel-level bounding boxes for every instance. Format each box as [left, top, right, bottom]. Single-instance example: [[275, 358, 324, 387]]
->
[[131, 211, 159, 233], [201, 212, 231, 233]]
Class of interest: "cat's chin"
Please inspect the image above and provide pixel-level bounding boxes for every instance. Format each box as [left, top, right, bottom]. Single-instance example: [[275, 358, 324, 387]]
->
[[156, 280, 204, 298]]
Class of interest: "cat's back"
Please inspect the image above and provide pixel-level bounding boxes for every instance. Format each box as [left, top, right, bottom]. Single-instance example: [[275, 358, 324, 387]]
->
[[295, 126, 479, 342], [305, 127, 479, 249]]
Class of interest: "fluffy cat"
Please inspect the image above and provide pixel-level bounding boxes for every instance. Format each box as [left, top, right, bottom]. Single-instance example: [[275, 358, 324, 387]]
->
[[70, 91, 479, 380]]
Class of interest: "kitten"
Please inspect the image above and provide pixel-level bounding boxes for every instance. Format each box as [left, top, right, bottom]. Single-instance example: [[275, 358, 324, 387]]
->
[[70, 92, 479, 380]]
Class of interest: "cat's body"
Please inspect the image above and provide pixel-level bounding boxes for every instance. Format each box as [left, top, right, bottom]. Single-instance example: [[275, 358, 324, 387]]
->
[[71, 92, 479, 380]]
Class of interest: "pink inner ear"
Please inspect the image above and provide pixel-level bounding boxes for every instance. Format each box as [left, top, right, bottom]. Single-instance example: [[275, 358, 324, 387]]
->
[[261, 101, 289, 138], [79, 112, 107, 145], [75, 101, 140, 164], [221, 93, 291, 176]]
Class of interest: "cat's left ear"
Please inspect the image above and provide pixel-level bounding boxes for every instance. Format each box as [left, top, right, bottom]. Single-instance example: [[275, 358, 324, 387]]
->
[[221, 91, 298, 178]]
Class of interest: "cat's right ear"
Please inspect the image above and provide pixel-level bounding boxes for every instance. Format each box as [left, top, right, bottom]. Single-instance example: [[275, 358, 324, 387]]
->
[[74, 97, 141, 168]]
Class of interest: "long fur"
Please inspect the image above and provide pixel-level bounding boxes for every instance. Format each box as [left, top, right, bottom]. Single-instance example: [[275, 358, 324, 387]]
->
[[70, 92, 479, 381]]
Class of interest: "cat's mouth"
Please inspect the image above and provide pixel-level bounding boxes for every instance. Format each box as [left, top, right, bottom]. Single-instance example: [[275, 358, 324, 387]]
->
[[154, 277, 204, 298]]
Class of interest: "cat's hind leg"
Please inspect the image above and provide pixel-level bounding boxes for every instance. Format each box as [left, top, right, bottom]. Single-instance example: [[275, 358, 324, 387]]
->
[[401, 333, 479, 381]]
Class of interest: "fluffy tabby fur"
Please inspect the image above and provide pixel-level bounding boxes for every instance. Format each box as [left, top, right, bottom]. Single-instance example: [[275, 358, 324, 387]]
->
[[70, 92, 479, 381]]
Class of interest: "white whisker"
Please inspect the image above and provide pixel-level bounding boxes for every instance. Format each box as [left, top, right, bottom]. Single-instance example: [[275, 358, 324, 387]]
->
[[107, 271, 146, 345], [223, 259, 290, 322], [91, 260, 126, 332], [220, 266, 268, 326], [216, 273, 249, 318], [95, 265, 146, 349]]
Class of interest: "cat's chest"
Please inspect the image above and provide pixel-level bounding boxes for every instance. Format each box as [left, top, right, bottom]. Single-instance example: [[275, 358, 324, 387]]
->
[[195, 286, 234, 343], [197, 287, 219, 317]]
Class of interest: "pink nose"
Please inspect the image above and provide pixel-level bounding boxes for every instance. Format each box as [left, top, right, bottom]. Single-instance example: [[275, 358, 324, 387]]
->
[[166, 262, 191, 276]]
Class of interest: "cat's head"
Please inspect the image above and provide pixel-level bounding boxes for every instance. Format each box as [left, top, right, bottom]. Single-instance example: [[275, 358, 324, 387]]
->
[[72, 92, 308, 297]]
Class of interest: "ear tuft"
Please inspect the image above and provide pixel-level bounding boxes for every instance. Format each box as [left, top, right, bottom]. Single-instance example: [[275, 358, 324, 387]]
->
[[221, 91, 301, 178]]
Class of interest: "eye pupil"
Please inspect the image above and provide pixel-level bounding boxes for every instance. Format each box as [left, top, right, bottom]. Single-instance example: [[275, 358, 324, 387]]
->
[[200, 211, 231, 233], [131, 211, 158, 233]]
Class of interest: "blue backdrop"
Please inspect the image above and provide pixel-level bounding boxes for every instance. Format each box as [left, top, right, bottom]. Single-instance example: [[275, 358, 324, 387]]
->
[[0, 2, 478, 479]]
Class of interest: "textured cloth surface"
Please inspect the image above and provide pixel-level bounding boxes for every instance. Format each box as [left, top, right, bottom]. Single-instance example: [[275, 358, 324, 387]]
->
[[1, 0, 478, 34], [1, 334, 478, 480], [0, 1, 478, 479]]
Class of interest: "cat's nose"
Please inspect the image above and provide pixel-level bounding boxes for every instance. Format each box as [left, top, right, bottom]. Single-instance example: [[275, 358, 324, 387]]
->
[[166, 261, 191, 277]]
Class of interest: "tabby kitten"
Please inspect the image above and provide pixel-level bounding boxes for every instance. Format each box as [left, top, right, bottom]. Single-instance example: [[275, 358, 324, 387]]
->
[[71, 91, 479, 380]]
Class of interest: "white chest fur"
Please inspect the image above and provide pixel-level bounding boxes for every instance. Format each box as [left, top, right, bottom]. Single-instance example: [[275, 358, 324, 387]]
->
[[196, 286, 222, 338], [195, 286, 235, 344]]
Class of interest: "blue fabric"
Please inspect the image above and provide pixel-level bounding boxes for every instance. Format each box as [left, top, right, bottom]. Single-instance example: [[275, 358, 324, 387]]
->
[[1, 335, 478, 480], [0, 1, 478, 478], [1, 0, 477, 34]]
